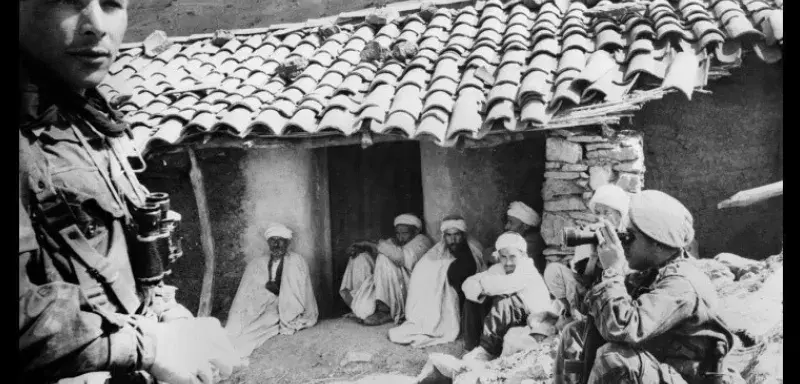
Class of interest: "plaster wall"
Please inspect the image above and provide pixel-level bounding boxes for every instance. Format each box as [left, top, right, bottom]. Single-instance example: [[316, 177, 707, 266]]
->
[[419, 138, 547, 250], [634, 56, 783, 259], [239, 148, 334, 316]]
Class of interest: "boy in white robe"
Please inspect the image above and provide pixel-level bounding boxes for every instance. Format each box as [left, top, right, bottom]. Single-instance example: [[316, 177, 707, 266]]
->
[[388, 215, 486, 348], [225, 223, 318, 360], [484, 202, 546, 273], [461, 232, 558, 362], [339, 213, 434, 325]]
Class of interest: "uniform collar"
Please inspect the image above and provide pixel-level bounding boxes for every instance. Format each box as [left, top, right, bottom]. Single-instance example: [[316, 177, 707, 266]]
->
[[18, 50, 128, 139]]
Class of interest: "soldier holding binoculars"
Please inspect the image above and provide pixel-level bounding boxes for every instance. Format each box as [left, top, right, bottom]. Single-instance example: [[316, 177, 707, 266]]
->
[[544, 184, 633, 329], [19, 0, 241, 383]]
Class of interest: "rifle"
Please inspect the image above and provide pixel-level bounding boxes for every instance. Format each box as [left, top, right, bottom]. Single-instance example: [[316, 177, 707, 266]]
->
[[577, 265, 606, 384], [579, 316, 605, 384]]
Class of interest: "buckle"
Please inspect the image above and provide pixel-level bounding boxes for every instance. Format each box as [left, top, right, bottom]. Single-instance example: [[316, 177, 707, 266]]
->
[[127, 151, 147, 173], [127, 153, 147, 173]]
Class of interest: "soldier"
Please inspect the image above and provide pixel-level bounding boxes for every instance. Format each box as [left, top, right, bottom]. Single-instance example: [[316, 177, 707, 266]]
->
[[19, 1, 240, 383], [556, 190, 743, 383]]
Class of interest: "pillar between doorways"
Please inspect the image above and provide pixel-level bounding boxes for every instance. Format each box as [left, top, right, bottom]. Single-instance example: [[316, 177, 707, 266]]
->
[[540, 130, 645, 266]]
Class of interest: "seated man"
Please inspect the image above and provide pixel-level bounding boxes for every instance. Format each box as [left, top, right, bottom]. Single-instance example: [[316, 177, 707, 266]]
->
[[485, 201, 546, 273], [388, 215, 486, 348], [339, 213, 433, 325], [544, 184, 631, 328], [461, 232, 557, 362], [226, 223, 318, 360], [559, 190, 743, 383]]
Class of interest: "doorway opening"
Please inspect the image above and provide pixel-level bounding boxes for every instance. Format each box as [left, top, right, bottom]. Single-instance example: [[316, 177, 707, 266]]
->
[[327, 141, 425, 316]]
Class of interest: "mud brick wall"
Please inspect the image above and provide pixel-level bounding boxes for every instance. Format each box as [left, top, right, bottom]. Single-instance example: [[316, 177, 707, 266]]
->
[[540, 131, 645, 265]]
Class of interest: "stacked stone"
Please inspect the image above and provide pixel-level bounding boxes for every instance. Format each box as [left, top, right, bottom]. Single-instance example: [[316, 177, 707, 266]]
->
[[540, 130, 645, 266]]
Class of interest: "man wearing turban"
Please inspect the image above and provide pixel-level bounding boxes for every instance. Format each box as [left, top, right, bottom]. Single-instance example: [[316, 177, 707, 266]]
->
[[460, 232, 558, 363], [339, 213, 434, 326], [488, 201, 546, 273], [555, 190, 742, 384], [388, 215, 486, 348], [544, 184, 632, 329], [225, 223, 319, 360]]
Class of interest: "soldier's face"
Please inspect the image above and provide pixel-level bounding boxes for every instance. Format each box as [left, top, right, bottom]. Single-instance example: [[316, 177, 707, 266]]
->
[[19, 0, 128, 90], [624, 224, 659, 270]]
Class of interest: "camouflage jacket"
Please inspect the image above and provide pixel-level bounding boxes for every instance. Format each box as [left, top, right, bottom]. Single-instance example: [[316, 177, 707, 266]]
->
[[19, 59, 190, 384], [584, 253, 736, 370]]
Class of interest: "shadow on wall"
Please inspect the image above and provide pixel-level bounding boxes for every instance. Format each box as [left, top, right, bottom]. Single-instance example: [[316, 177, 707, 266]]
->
[[420, 137, 547, 250], [138, 149, 249, 321], [632, 55, 783, 260], [238, 147, 334, 317]]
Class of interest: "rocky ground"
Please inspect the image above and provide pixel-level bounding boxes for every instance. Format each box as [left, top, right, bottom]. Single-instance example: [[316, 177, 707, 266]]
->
[[228, 252, 783, 384], [226, 316, 462, 384]]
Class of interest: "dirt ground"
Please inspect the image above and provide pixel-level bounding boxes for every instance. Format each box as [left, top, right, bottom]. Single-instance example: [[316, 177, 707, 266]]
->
[[231, 315, 465, 384]]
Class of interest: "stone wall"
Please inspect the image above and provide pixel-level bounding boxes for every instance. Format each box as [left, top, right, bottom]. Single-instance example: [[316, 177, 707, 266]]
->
[[540, 130, 645, 265]]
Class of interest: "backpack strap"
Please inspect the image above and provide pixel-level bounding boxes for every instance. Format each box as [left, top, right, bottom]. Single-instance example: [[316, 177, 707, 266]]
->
[[19, 129, 140, 315]]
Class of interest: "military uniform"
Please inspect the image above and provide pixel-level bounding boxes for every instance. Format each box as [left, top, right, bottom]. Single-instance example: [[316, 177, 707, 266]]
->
[[19, 56, 191, 384], [558, 253, 743, 384]]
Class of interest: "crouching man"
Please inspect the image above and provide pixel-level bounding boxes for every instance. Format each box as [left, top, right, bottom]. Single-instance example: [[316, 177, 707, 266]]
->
[[565, 190, 743, 384], [339, 213, 433, 325], [460, 232, 557, 362]]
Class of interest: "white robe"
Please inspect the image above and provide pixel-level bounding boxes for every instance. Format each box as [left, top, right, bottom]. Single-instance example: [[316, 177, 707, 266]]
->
[[340, 234, 433, 322], [463, 256, 556, 334], [388, 237, 486, 348], [225, 252, 318, 359]]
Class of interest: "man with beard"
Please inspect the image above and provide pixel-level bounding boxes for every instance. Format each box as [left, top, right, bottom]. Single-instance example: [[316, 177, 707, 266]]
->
[[339, 214, 433, 325], [225, 223, 318, 361], [388, 215, 486, 348]]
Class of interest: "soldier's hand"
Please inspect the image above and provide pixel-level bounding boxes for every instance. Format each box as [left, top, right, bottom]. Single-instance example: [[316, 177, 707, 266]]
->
[[595, 219, 626, 270], [150, 317, 244, 384], [149, 319, 215, 384], [188, 317, 245, 380]]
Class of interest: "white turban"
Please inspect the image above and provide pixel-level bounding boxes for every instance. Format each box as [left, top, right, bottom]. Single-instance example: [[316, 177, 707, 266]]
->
[[394, 213, 422, 229], [440, 218, 467, 233], [494, 232, 528, 254], [507, 201, 540, 227], [588, 184, 630, 218], [629, 190, 694, 249], [264, 223, 293, 240]]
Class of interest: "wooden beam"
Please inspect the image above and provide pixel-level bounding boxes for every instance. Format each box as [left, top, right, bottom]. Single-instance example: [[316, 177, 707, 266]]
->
[[188, 148, 218, 317], [718, 181, 783, 209]]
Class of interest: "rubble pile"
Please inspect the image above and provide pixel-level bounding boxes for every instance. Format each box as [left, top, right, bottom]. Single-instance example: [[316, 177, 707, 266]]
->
[[441, 252, 783, 384]]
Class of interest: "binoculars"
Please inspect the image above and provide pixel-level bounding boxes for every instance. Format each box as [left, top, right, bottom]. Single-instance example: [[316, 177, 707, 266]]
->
[[562, 226, 633, 247], [129, 192, 184, 286]]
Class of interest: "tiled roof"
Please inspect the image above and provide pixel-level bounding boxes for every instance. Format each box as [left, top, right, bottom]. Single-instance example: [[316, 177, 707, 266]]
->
[[102, 0, 784, 155]]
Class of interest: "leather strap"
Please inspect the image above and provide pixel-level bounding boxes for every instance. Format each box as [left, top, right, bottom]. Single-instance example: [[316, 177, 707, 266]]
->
[[19, 129, 140, 314]]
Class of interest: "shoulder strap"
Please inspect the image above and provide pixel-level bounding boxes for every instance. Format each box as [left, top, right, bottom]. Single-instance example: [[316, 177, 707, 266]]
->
[[19, 129, 140, 314]]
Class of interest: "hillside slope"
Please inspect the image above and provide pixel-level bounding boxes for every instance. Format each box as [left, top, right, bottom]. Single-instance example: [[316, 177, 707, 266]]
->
[[126, 0, 404, 42]]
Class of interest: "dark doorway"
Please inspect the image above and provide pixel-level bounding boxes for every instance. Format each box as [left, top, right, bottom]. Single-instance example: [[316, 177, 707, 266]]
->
[[327, 141, 424, 316]]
